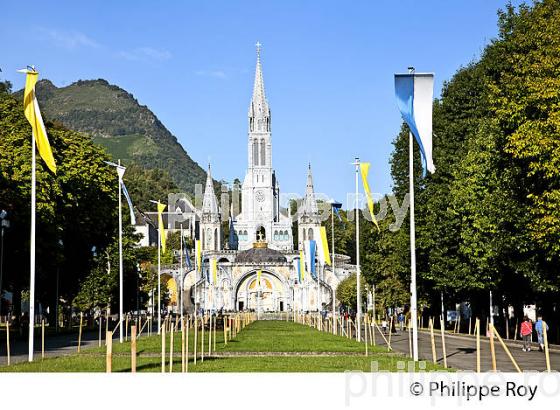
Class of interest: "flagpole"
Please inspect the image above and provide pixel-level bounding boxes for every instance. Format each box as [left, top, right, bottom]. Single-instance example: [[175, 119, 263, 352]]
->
[[331, 205, 336, 334], [354, 157, 361, 342], [180, 224, 184, 326], [157, 217, 161, 335], [194, 241, 198, 318], [409, 131, 419, 361], [118, 160, 124, 343], [28, 131, 37, 362]]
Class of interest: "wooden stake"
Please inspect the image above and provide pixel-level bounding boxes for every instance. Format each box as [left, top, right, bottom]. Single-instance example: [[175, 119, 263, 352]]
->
[[6, 321, 10, 366], [98, 315, 102, 347], [186, 317, 189, 373], [194, 316, 198, 365], [131, 325, 137, 373], [201, 315, 205, 363], [125, 314, 129, 342], [208, 315, 212, 356], [439, 316, 448, 369], [489, 321, 497, 372], [468, 317, 472, 336], [169, 322, 174, 372], [213, 315, 216, 352], [364, 317, 368, 356], [106, 331, 112, 373], [408, 319, 412, 357], [429, 318, 437, 363], [387, 316, 394, 348], [543, 321, 551, 373], [41, 319, 45, 360], [161, 324, 166, 373], [475, 318, 481, 373], [181, 318, 186, 373], [224, 315, 228, 346], [373, 322, 392, 351], [491, 323, 521, 373], [514, 320, 518, 341], [77, 312, 83, 353]]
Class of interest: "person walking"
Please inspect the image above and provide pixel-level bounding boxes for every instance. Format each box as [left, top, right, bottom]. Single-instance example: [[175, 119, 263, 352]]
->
[[535, 316, 549, 352], [520, 316, 533, 352]]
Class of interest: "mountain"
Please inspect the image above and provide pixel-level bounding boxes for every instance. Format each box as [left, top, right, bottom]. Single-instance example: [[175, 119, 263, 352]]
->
[[26, 79, 207, 196]]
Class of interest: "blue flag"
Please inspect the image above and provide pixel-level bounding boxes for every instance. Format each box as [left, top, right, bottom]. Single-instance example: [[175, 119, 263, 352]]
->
[[331, 201, 342, 222], [120, 181, 136, 225], [184, 247, 192, 270], [394, 73, 435, 175], [305, 240, 317, 280]]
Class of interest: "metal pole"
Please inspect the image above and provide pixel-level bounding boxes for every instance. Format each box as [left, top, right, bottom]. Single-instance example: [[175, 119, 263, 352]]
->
[[441, 291, 445, 328], [331, 205, 336, 333], [0, 225, 4, 312], [409, 131, 419, 361], [489, 290, 494, 327], [354, 157, 361, 342], [118, 160, 124, 343], [29, 131, 37, 362], [55, 268, 59, 333], [157, 220, 161, 335], [180, 225, 184, 326]]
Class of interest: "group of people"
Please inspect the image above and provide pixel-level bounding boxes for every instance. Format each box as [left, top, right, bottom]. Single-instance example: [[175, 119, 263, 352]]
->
[[519, 316, 549, 352]]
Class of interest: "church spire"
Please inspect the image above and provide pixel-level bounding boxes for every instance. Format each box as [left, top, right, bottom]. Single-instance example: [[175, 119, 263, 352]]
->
[[249, 41, 270, 132], [202, 164, 219, 216], [302, 163, 319, 216]]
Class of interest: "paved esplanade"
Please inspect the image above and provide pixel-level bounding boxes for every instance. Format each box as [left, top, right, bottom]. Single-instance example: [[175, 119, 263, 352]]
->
[[372, 327, 559, 372]]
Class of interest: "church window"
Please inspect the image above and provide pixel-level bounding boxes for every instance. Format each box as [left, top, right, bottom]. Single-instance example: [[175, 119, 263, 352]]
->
[[253, 140, 259, 166], [260, 139, 266, 166], [214, 228, 218, 250], [302, 229, 306, 241], [283, 230, 288, 241], [308, 228, 314, 241], [273, 230, 278, 241]]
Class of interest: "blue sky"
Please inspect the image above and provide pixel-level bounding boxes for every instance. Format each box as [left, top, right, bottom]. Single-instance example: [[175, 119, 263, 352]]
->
[[1, 0, 523, 207]]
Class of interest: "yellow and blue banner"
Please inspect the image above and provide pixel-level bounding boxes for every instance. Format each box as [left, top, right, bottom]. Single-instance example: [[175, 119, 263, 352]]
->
[[211, 258, 218, 284], [359, 162, 380, 232], [394, 72, 435, 174], [319, 226, 331, 266], [195, 240, 202, 272], [21, 68, 56, 173], [156, 202, 167, 252], [304, 240, 317, 280], [299, 250, 305, 282]]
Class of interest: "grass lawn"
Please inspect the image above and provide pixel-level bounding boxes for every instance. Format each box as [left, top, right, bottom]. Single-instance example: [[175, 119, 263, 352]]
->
[[0, 320, 449, 372]]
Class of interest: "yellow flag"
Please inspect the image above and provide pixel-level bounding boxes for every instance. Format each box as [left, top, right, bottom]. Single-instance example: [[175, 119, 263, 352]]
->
[[299, 250, 306, 282], [157, 202, 167, 252], [257, 269, 262, 287], [359, 162, 379, 232], [195, 240, 202, 272], [319, 226, 331, 266], [211, 259, 218, 284], [22, 70, 56, 173]]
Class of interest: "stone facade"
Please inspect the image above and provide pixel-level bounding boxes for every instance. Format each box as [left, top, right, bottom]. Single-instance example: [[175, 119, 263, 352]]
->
[[158, 45, 354, 314]]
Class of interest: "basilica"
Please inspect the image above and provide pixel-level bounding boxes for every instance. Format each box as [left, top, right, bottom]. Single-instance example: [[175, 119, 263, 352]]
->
[[159, 46, 355, 313]]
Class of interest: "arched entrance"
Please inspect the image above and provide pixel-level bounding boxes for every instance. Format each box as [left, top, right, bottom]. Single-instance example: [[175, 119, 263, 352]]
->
[[255, 225, 266, 242], [235, 270, 288, 312]]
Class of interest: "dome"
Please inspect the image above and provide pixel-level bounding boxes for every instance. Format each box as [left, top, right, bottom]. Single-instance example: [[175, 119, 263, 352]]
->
[[235, 245, 287, 264]]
